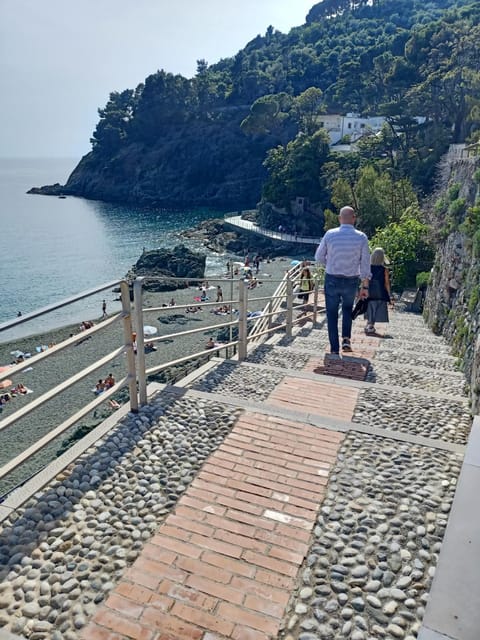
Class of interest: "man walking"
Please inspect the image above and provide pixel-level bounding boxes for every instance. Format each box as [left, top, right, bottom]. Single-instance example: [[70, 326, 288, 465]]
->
[[315, 206, 370, 355]]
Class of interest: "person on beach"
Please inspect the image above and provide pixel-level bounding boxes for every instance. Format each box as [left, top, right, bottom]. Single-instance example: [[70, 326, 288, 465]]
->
[[364, 247, 391, 335], [216, 285, 223, 303], [104, 373, 115, 388], [315, 206, 370, 355], [102, 300, 107, 318], [95, 379, 106, 394], [205, 337, 215, 350]]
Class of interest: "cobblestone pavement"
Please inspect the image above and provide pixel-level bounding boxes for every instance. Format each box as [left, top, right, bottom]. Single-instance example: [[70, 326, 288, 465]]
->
[[365, 362, 467, 397], [352, 387, 471, 444], [279, 432, 462, 640], [373, 349, 459, 372], [0, 308, 471, 640]]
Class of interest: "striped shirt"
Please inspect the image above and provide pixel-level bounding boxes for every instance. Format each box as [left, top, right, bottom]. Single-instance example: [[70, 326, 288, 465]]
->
[[315, 224, 371, 279]]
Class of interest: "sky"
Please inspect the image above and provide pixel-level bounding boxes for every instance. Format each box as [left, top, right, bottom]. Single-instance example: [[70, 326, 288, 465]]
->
[[0, 0, 316, 160]]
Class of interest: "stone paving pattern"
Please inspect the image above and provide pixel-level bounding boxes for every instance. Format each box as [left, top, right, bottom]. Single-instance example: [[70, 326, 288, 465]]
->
[[353, 387, 471, 444], [191, 361, 284, 402], [364, 362, 467, 397], [0, 307, 472, 640], [279, 432, 462, 640], [246, 345, 311, 371], [373, 349, 460, 372]]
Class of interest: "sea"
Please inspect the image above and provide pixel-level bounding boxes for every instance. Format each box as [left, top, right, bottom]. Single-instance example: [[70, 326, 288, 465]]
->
[[0, 158, 229, 343]]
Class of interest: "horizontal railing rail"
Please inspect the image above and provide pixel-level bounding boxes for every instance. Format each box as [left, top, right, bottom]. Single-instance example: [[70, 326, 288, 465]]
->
[[0, 280, 137, 498], [145, 341, 239, 377], [0, 312, 123, 383], [0, 265, 324, 499], [0, 377, 128, 481], [0, 280, 123, 333]]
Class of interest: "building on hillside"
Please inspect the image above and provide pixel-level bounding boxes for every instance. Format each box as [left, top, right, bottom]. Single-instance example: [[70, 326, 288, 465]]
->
[[317, 113, 386, 145]]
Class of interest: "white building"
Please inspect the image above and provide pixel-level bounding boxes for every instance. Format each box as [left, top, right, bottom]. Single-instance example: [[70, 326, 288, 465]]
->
[[317, 113, 386, 144]]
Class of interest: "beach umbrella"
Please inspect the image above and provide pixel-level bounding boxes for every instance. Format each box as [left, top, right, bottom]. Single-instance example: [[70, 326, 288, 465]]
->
[[0, 379, 12, 390], [290, 259, 301, 266], [143, 325, 158, 336]]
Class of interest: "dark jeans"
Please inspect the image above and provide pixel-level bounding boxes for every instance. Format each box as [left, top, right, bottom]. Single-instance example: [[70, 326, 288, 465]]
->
[[324, 274, 359, 353]]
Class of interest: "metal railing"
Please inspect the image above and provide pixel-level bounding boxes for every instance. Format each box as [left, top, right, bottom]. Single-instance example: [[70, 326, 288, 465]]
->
[[0, 280, 137, 486], [224, 214, 322, 245], [0, 265, 323, 496]]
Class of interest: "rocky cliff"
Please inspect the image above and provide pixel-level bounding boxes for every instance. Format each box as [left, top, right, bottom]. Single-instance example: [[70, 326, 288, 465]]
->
[[424, 153, 480, 411], [28, 115, 270, 209]]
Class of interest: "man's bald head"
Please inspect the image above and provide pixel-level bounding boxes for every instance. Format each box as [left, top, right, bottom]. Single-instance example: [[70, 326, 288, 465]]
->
[[339, 206, 356, 225]]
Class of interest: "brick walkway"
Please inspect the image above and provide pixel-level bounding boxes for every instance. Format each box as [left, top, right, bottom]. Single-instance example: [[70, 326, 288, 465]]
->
[[80, 325, 386, 640], [82, 412, 345, 640]]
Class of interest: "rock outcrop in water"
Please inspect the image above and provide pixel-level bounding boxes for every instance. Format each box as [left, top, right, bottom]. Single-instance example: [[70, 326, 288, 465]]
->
[[126, 245, 206, 291], [181, 219, 313, 258]]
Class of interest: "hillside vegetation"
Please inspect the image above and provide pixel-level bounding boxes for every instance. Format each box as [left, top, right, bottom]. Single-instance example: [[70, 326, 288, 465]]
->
[[33, 0, 479, 288]]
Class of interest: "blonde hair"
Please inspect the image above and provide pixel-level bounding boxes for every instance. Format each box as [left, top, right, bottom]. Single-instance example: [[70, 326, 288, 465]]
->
[[370, 247, 386, 266]]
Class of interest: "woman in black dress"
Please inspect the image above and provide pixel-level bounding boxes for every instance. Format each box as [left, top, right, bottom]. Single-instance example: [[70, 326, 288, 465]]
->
[[365, 248, 391, 335]]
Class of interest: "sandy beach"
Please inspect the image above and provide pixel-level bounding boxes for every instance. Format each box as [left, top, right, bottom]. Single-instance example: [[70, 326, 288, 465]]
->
[[0, 256, 300, 495]]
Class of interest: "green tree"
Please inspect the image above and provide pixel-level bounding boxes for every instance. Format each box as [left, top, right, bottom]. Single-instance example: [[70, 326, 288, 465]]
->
[[262, 129, 330, 210], [330, 165, 418, 236], [90, 89, 135, 152], [323, 208, 339, 231], [240, 93, 292, 137], [405, 22, 480, 143], [293, 87, 325, 135], [331, 177, 357, 212], [370, 205, 434, 289]]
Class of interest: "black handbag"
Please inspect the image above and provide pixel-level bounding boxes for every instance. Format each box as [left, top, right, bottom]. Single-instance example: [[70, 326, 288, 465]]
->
[[351, 297, 368, 320]]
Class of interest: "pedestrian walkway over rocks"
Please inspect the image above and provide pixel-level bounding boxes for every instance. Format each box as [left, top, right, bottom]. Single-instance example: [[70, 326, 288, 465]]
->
[[224, 215, 321, 245], [0, 308, 478, 640]]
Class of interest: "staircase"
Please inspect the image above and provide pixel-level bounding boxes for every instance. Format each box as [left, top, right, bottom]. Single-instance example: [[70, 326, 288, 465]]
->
[[0, 307, 477, 640]]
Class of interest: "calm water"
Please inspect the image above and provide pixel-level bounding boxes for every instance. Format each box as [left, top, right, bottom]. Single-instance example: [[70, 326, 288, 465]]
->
[[0, 158, 227, 342]]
